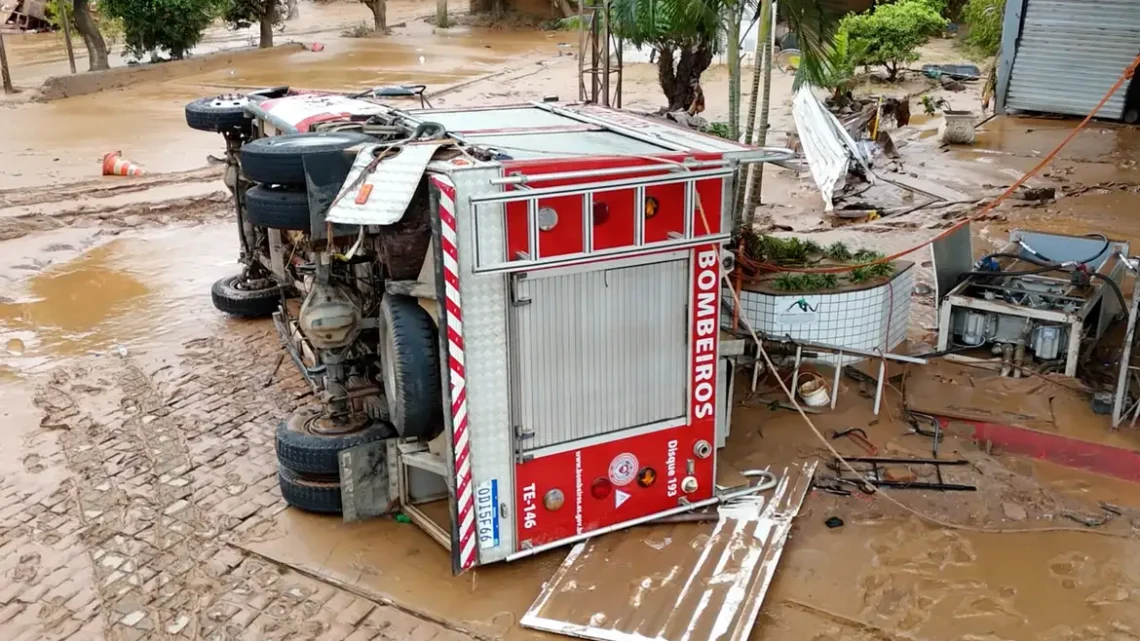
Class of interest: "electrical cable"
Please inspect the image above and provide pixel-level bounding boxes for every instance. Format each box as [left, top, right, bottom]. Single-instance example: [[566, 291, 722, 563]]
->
[[1021, 233, 1110, 266]]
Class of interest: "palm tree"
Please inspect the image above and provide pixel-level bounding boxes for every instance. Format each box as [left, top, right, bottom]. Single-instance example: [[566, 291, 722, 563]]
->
[[609, 0, 841, 115]]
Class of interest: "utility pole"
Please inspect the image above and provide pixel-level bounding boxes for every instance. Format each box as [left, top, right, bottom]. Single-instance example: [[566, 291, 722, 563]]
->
[[61, 3, 78, 74], [0, 31, 14, 94]]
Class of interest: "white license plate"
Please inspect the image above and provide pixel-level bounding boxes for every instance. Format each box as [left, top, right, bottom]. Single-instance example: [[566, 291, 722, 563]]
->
[[476, 479, 500, 550]]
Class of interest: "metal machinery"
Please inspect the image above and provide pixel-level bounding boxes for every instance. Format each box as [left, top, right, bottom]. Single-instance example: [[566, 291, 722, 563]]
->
[[185, 89, 794, 573], [936, 229, 1131, 377]]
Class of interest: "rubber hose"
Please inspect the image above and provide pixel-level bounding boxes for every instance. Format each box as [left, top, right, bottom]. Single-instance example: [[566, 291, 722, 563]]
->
[[1091, 272, 1128, 314]]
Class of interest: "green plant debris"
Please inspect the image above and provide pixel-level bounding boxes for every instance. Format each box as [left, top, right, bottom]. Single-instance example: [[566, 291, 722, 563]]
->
[[747, 235, 896, 292], [825, 241, 852, 261]]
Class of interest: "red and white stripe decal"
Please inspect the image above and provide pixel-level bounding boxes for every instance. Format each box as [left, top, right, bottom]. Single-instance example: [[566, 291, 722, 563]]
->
[[431, 174, 477, 571]]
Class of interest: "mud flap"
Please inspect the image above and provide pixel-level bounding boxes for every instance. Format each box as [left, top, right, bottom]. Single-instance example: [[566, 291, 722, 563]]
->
[[521, 462, 817, 641], [338, 440, 398, 522], [302, 152, 357, 242]]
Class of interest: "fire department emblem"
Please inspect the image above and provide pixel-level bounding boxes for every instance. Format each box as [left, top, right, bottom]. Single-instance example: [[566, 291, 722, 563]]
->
[[609, 453, 639, 487]]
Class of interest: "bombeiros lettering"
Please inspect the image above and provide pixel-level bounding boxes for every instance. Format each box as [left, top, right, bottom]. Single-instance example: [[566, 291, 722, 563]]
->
[[692, 249, 719, 419]]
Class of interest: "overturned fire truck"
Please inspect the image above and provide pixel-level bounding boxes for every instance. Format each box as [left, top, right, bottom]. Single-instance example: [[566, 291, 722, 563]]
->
[[185, 88, 793, 573]]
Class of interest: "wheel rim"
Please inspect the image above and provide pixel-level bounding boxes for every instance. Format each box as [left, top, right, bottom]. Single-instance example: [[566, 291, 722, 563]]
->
[[271, 133, 369, 148], [303, 409, 368, 436]]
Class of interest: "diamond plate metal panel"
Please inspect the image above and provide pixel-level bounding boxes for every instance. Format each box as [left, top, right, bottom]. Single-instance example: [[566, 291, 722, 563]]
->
[[447, 165, 517, 563], [1005, 0, 1140, 118], [327, 143, 442, 225]]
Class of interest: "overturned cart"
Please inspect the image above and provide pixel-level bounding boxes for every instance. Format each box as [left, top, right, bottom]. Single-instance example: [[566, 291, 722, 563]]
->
[[205, 94, 794, 573]]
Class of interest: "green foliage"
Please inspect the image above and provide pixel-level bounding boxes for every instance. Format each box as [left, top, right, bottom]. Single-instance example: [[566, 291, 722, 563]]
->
[[825, 241, 852, 261], [46, 0, 124, 49], [702, 121, 734, 140], [816, 27, 867, 101], [102, 0, 222, 60], [609, 0, 722, 50], [223, 0, 284, 31], [840, 0, 948, 80], [921, 94, 950, 115], [961, 0, 1004, 56]]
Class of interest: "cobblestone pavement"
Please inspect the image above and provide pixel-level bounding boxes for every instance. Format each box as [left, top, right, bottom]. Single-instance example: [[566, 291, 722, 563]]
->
[[0, 325, 476, 641]]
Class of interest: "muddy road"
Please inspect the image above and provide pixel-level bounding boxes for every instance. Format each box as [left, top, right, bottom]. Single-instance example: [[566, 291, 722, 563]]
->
[[3, 8, 1140, 640]]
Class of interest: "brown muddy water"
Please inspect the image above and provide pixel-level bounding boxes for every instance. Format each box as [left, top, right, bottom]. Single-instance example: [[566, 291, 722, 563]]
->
[[0, 26, 565, 189], [0, 223, 238, 376]]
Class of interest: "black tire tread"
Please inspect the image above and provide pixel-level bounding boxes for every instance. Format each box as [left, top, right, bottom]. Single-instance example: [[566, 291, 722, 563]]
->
[[211, 275, 279, 317], [185, 96, 250, 134], [239, 132, 373, 186], [276, 414, 394, 477], [278, 466, 341, 514], [380, 295, 443, 439], [245, 185, 312, 231]]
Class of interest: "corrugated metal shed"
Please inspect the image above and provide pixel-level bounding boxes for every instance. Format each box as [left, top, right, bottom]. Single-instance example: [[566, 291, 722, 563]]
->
[[1005, 0, 1140, 118]]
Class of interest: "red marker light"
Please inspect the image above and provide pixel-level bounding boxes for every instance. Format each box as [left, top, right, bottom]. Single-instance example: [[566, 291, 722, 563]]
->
[[590, 477, 612, 500]]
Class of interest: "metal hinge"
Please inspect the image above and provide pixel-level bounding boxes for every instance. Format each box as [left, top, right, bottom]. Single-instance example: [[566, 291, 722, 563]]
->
[[514, 425, 535, 463], [509, 273, 532, 307]]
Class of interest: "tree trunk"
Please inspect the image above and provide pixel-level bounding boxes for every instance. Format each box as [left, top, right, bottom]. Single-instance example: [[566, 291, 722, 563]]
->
[[556, 0, 574, 18], [287, 0, 299, 20], [743, 0, 775, 227], [72, 0, 109, 71], [726, 3, 742, 139], [437, 0, 449, 28], [735, 0, 770, 229], [659, 43, 712, 112], [364, 0, 386, 31], [0, 32, 14, 94], [260, 0, 275, 48]]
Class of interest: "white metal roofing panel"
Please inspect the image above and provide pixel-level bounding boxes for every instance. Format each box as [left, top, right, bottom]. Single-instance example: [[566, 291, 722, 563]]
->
[[1005, 0, 1140, 118], [326, 142, 441, 226], [465, 131, 671, 158], [411, 106, 576, 131]]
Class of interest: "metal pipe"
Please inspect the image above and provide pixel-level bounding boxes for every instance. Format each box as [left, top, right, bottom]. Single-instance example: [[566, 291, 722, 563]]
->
[[873, 358, 886, 416], [1013, 343, 1026, 379], [1112, 270, 1140, 427], [763, 336, 928, 365], [830, 353, 843, 411], [504, 483, 770, 562], [1000, 344, 1013, 377]]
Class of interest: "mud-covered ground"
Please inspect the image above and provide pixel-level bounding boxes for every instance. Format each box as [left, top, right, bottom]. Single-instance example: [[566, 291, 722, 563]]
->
[[3, 4, 1140, 640]]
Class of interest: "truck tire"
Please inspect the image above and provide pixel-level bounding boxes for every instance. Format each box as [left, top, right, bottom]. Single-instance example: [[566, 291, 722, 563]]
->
[[240, 132, 373, 186], [278, 465, 342, 515], [185, 95, 255, 134], [276, 407, 396, 476], [211, 274, 279, 317], [379, 295, 443, 440], [245, 185, 312, 231]]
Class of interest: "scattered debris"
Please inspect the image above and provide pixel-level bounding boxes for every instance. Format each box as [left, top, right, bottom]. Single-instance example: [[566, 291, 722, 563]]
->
[[1001, 501, 1028, 521], [828, 456, 977, 491], [824, 516, 845, 529]]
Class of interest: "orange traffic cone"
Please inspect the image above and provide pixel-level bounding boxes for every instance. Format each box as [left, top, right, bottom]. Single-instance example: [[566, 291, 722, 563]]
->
[[102, 151, 145, 177]]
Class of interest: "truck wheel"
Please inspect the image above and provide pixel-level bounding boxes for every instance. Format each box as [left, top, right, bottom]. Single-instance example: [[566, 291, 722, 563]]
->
[[211, 274, 279, 317], [240, 132, 373, 186], [379, 295, 443, 440], [276, 407, 395, 476], [245, 185, 312, 231], [185, 95, 255, 134], [278, 465, 342, 515]]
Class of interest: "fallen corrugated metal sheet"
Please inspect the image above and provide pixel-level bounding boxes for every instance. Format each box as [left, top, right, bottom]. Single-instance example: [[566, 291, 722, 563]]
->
[[791, 86, 870, 211], [1005, 0, 1140, 119], [521, 462, 817, 641]]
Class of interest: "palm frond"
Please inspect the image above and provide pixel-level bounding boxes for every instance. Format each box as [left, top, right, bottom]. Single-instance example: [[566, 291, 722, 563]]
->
[[779, 0, 844, 89]]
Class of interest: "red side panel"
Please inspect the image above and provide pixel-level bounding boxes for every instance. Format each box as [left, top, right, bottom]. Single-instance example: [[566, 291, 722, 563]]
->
[[513, 244, 721, 547], [500, 156, 725, 266]]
